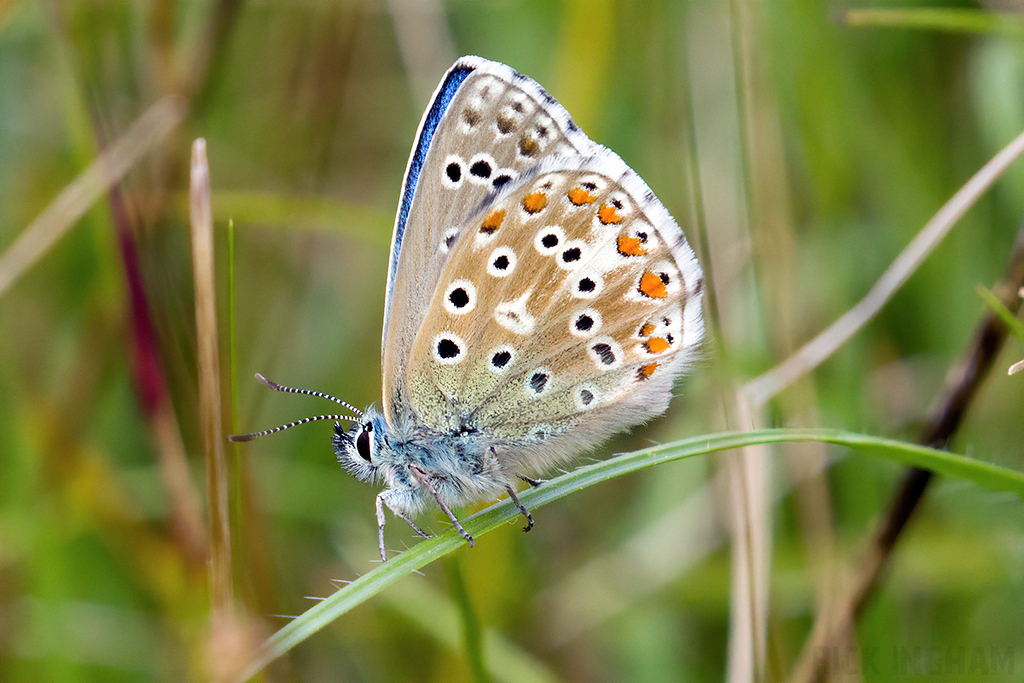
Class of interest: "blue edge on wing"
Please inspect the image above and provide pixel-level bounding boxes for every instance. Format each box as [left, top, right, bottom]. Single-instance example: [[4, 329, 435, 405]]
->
[[386, 62, 476, 301]]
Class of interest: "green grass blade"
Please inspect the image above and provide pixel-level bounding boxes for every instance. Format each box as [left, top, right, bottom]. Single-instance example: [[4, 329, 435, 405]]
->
[[443, 556, 489, 683], [233, 428, 1024, 681], [975, 283, 1024, 344], [844, 8, 1024, 40]]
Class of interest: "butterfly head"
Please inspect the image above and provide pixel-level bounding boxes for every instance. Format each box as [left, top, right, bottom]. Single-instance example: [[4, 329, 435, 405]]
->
[[332, 409, 389, 482]]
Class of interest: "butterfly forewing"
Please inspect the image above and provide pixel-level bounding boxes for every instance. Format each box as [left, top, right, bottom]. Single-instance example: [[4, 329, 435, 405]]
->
[[405, 152, 704, 474], [382, 57, 596, 421]]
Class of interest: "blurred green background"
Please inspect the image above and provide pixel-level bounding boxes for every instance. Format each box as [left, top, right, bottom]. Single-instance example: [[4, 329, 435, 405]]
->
[[2, 1, 1024, 682]]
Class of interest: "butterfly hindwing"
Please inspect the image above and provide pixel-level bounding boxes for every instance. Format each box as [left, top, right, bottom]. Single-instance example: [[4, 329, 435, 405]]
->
[[382, 57, 596, 421], [404, 152, 704, 475]]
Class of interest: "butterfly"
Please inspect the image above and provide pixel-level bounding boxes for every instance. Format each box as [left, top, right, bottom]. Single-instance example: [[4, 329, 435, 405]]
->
[[231, 56, 705, 561]]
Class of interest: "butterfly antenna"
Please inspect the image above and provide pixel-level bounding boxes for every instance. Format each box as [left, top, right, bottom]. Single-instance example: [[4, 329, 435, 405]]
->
[[228, 414, 359, 442], [254, 372, 364, 416], [227, 373, 363, 443]]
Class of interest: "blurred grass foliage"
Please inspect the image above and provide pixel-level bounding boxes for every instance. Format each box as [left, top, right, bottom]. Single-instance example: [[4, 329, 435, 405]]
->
[[1, 1, 1024, 682]]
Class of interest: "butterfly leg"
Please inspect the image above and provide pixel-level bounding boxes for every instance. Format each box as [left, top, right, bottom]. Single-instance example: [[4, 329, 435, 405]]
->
[[408, 465, 475, 547], [376, 491, 431, 562], [374, 493, 389, 562], [518, 475, 544, 487], [504, 485, 535, 532]]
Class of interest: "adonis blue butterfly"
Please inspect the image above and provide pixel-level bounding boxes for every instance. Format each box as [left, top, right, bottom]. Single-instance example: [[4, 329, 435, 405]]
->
[[232, 56, 704, 561]]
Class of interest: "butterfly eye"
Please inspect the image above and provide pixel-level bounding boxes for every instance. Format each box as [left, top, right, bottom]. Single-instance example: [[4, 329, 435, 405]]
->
[[355, 424, 373, 462]]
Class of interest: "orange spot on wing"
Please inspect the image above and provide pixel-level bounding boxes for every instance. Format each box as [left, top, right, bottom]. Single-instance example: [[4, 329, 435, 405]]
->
[[617, 235, 647, 256], [639, 322, 657, 337], [638, 362, 659, 380], [639, 271, 667, 298], [644, 337, 670, 354], [480, 210, 506, 234], [568, 187, 597, 205], [522, 192, 547, 214], [598, 203, 623, 224]]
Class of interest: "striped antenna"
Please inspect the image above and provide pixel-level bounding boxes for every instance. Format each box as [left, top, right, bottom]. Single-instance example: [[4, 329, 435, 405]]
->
[[228, 373, 363, 443], [254, 373, 364, 416], [228, 413, 359, 442]]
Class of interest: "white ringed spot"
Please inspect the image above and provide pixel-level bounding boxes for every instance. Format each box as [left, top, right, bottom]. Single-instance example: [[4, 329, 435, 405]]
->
[[443, 279, 477, 315], [587, 336, 624, 370], [491, 168, 517, 191], [574, 385, 600, 411], [570, 308, 602, 337], [571, 273, 603, 299], [488, 345, 516, 374], [467, 153, 497, 185], [534, 226, 565, 255], [556, 239, 589, 271], [439, 226, 460, 254], [524, 368, 553, 397], [442, 154, 465, 189], [487, 246, 517, 277], [432, 333, 465, 365]]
